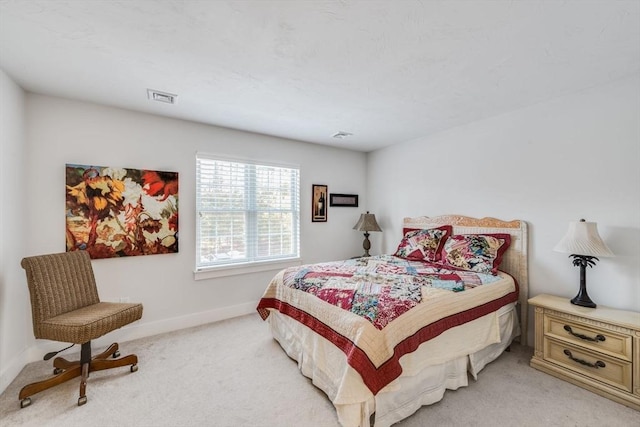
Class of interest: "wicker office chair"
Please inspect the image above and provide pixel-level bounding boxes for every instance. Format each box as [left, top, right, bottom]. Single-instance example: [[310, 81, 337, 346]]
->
[[19, 251, 143, 408]]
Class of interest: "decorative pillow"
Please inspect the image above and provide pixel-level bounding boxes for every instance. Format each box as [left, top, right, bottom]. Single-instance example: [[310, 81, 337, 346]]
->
[[394, 225, 452, 262], [439, 233, 511, 275]]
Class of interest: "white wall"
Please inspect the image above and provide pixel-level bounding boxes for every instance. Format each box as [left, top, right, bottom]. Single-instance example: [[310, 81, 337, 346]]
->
[[367, 74, 640, 344], [0, 93, 367, 393], [0, 69, 29, 394]]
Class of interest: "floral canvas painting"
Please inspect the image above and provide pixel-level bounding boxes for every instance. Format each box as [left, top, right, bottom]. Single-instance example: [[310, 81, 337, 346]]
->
[[66, 164, 179, 259]]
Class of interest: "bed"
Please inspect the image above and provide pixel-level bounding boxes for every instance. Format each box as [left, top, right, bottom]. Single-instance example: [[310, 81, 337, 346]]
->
[[257, 215, 528, 427]]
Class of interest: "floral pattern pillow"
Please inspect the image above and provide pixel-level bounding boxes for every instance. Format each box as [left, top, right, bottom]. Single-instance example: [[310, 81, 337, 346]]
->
[[394, 225, 452, 262], [439, 233, 511, 275]]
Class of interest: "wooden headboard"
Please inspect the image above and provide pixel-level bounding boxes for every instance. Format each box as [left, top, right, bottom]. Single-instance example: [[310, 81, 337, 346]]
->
[[403, 215, 529, 346]]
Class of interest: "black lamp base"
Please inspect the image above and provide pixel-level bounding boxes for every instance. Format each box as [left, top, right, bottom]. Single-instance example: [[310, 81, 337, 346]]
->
[[569, 256, 597, 308], [570, 289, 596, 308]]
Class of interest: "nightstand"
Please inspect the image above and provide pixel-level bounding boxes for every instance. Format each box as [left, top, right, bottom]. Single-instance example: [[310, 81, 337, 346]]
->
[[529, 294, 640, 410]]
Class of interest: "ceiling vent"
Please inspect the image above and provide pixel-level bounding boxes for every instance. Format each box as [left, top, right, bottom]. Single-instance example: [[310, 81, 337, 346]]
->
[[147, 89, 177, 104], [332, 131, 353, 139]]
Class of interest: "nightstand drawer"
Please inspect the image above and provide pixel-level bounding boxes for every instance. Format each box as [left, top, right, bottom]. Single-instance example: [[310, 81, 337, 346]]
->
[[544, 337, 632, 392], [545, 314, 632, 361]]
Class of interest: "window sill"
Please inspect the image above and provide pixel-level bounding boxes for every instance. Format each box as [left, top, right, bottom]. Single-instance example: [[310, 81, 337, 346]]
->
[[194, 258, 302, 280]]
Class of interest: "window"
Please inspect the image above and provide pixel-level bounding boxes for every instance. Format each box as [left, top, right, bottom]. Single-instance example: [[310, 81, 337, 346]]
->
[[196, 154, 300, 271]]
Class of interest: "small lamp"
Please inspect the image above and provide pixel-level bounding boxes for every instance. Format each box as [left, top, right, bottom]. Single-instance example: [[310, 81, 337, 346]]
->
[[554, 219, 613, 308], [353, 211, 382, 257]]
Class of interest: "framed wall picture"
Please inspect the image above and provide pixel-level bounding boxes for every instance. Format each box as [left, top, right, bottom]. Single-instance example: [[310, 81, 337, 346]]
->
[[330, 193, 358, 207], [65, 163, 179, 259], [312, 184, 328, 222]]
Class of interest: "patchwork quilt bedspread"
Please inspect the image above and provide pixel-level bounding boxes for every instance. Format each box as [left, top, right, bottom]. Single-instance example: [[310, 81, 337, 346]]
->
[[257, 255, 518, 394]]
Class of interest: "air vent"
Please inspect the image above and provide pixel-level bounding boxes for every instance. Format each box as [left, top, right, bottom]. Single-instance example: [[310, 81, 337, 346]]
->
[[147, 89, 177, 104], [332, 131, 353, 139]]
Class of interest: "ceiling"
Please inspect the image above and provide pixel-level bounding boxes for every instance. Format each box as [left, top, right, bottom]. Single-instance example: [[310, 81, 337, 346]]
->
[[1, 1, 639, 152]]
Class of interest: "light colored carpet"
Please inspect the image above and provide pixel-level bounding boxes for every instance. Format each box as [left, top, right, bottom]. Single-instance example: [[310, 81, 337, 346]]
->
[[1, 314, 638, 427]]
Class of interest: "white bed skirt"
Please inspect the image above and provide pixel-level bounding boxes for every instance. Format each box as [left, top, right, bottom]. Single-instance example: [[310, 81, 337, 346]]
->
[[266, 302, 520, 427]]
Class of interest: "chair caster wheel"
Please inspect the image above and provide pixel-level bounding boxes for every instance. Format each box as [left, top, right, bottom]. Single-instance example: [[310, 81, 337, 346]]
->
[[113, 350, 120, 358], [20, 397, 31, 408], [54, 368, 63, 375], [130, 364, 138, 373], [78, 396, 87, 406]]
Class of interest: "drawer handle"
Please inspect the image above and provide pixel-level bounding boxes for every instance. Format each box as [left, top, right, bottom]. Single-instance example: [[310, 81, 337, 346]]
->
[[563, 349, 606, 369], [563, 325, 605, 342]]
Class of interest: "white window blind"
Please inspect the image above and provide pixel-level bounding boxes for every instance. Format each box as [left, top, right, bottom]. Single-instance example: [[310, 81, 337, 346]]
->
[[196, 154, 300, 270]]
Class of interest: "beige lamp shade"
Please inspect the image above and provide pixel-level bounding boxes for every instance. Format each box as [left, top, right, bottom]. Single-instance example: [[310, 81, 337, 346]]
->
[[353, 212, 382, 232], [553, 219, 613, 257]]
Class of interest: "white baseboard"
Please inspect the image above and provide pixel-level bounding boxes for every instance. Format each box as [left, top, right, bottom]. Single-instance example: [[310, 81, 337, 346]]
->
[[93, 300, 258, 346], [0, 301, 258, 395], [0, 347, 31, 398]]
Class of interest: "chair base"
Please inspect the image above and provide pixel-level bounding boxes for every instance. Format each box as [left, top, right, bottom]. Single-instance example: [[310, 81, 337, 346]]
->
[[19, 342, 138, 408]]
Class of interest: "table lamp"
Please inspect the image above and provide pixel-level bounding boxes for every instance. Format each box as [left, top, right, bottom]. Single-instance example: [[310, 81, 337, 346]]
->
[[353, 211, 382, 257], [553, 219, 613, 308]]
